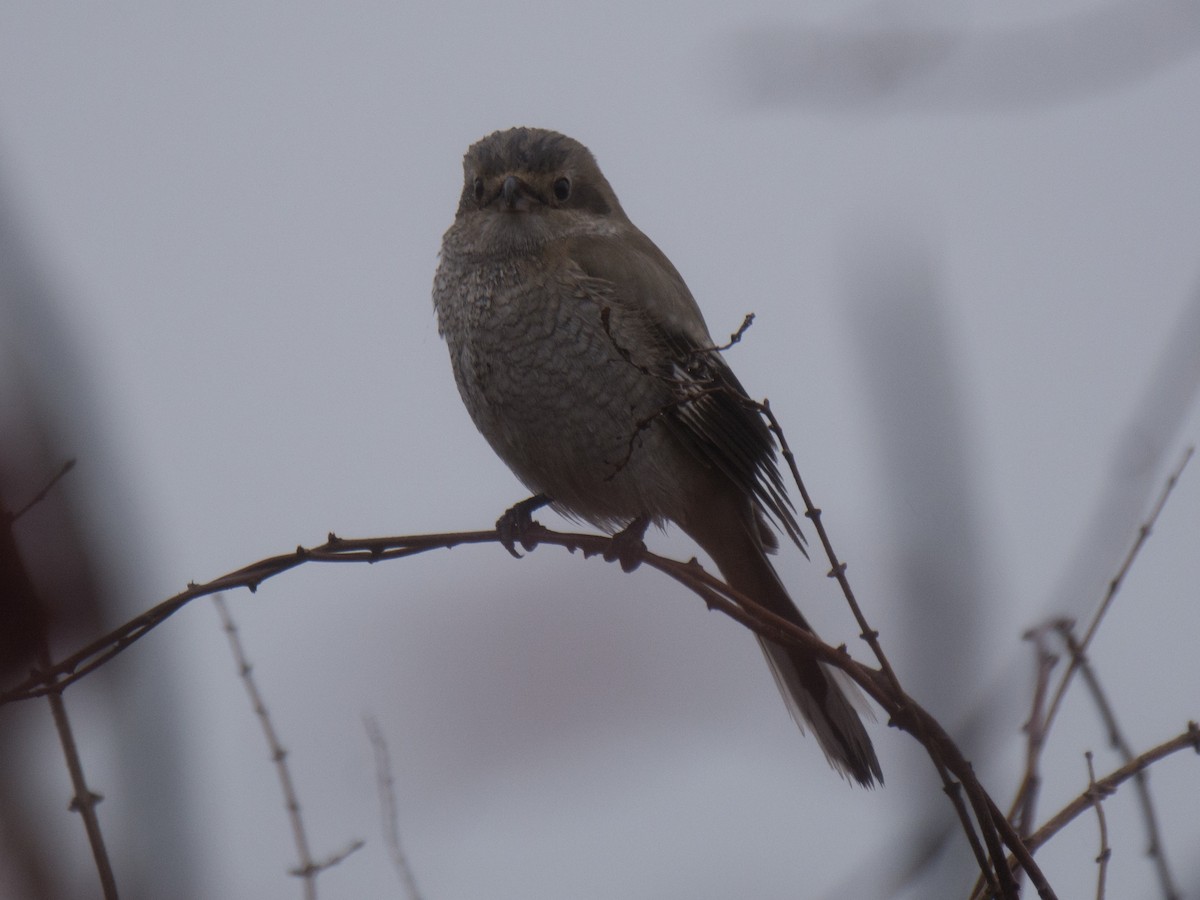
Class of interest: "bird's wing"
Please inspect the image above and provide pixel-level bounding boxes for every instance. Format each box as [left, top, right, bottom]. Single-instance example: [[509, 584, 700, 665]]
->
[[565, 228, 805, 551]]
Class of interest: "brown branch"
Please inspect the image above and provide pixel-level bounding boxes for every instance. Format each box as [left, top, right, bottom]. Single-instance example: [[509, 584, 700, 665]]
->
[[37, 639, 119, 900], [756, 398, 1032, 897], [500, 312, 1046, 894], [1084, 751, 1112, 900], [3, 486, 117, 899], [1057, 623, 1181, 900], [2, 524, 1061, 896], [1027, 724, 1200, 856], [1015, 625, 1061, 840], [986, 445, 1194, 899]]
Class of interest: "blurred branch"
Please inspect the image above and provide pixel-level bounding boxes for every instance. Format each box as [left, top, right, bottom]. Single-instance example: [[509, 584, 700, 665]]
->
[[970, 725, 1200, 900], [6, 459, 75, 524], [1057, 624, 1181, 899], [1084, 752, 1112, 900], [2, 490, 117, 899], [364, 716, 424, 900], [983, 447, 1193, 900], [1028, 724, 1200, 855], [5, 517, 1057, 897], [213, 595, 363, 898], [1013, 628, 1059, 842], [727, 0, 1200, 111], [1044, 446, 1193, 734], [761, 394, 1016, 894], [7, 411, 1194, 899]]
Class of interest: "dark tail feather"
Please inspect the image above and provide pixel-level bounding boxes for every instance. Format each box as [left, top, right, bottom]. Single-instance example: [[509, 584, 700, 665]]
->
[[757, 636, 882, 787], [684, 511, 882, 787]]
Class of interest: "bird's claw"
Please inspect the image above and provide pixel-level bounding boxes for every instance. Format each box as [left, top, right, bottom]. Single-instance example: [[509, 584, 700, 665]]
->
[[496, 494, 551, 558]]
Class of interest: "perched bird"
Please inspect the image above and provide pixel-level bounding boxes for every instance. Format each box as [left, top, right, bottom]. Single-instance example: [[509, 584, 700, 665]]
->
[[433, 127, 881, 786]]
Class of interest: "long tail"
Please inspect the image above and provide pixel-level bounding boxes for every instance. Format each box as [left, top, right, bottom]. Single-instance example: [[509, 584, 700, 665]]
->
[[684, 511, 882, 787]]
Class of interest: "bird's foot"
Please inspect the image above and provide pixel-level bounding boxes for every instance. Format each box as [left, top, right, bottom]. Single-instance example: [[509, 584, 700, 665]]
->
[[605, 515, 650, 572], [496, 494, 551, 558]]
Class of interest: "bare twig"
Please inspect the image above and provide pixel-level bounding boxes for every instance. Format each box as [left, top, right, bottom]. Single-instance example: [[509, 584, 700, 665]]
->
[[38, 641, 119, 900], [364, 716, 424, 900], [290, 841, 365, 880], [982, 623, 1059, 900], [756, 398, 1031, 898], [1, 520, 1060, 893], [7, 458, 76, 523], [1057, 624, 1180, 900], [214, 594, 362, 897], [986, 447, 1193, 899], [713, 312, 756, 350], [1084, 751, 1112, 900], [1014, 626, 1061, 840], [2, 522, 1065, 896], [3, 483, 117, 899], [1028, 723, 1200, 856], [1042, 446, 1193, 737], [973, 725, 1200, 899], [755, 399, 900, 691]]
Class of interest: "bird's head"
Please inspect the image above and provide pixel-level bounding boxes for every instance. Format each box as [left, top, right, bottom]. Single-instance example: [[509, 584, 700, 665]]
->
[[453, 128, 627, 250]]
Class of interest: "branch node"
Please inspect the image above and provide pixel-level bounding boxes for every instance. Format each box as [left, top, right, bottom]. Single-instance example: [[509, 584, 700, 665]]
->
[[67, 790, 104, 813], [603, 515, 650, 573]]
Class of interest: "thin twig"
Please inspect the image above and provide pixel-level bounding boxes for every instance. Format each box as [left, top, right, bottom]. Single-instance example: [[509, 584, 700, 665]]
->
[[987, 447, 1193, 900], [1057, 623, 1181, 900], [754, 399, 902, 692], [969, 724, 1200, 899], [291, 841, 365, 880], [980, 624, 1059, 900], [1084, 751, 1112, 900], [214, 594, 363, 897], [1027, 723, 1199, 856], [1041, 446, 1193, 738], [757, 398, 1026, 897], [3, 487, 117, 899], [1016, 625, 1060, 839], [364, 716, 424, 900], [7, 458, 76, 523], [38, 641, 119, 900]]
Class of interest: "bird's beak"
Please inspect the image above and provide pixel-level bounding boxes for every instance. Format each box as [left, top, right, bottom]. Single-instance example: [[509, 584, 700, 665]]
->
[[501, 174, 534, 211]]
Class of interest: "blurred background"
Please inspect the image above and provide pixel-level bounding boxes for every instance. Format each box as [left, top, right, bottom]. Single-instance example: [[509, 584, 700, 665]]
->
[[1, 2, 1198, 898]]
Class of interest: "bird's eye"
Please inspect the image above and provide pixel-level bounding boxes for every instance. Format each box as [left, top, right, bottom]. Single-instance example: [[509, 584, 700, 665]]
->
[[473, 177, 485, 202], [553, 177, 571, 202]]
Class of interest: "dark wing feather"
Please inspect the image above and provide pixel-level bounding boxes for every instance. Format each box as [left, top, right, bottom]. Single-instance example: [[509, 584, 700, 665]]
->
[[566, 228, 805, 552], [662, 340, 806, 553]]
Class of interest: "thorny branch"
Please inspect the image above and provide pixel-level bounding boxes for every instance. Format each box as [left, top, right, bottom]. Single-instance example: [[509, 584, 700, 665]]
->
[[5, 520, 1057, 898], [213, 595, 365, 897], [6, 319, 1194, 898]]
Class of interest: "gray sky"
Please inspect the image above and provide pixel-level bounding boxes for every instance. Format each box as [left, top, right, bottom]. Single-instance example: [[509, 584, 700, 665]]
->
[[2, 2, 1199, 898]]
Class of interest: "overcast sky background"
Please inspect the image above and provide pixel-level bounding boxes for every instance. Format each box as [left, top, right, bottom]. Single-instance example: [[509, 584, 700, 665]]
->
[[2, 2, 1199, 899]]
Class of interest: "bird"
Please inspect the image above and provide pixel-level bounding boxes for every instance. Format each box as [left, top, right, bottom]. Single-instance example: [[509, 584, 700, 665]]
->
[[432, 126, 882, 786]]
